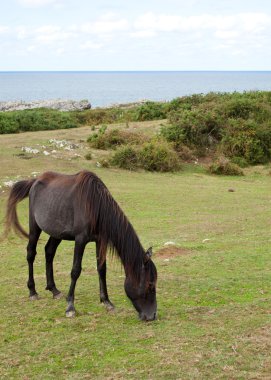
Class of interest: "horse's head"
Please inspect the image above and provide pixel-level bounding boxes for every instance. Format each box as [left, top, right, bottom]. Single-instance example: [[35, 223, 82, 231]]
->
[[124, 247, 157, 321]]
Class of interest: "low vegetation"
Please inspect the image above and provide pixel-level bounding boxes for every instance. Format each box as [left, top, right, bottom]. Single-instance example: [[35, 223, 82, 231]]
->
[[208, 157, 244, 176], [2, 91, 271, 172], [84, 91, 271, 172], [110, 140, 180, 172], [87, 125, 146, 150], [0, 109, 78, 134], [161, 91, 271, 166]]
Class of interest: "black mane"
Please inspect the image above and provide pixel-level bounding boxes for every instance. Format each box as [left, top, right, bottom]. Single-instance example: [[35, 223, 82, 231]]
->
[[76, 171, 146, 284]]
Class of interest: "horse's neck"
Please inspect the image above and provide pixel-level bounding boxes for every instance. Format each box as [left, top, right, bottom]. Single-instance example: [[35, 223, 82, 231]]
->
[[111, 222, 145, 283]]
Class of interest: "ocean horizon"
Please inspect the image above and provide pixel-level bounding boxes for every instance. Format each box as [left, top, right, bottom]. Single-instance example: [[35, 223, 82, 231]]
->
[[1, 71, 271, 108]]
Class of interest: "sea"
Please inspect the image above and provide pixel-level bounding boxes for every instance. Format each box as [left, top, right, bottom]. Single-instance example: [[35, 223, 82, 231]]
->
[[0, 71, 271, 108]]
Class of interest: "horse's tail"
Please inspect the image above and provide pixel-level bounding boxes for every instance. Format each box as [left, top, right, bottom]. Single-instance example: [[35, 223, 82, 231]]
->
[[5, 179, 36, 239]]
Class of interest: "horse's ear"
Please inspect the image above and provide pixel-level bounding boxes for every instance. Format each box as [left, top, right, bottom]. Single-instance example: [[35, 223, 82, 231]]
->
[[144, 247, 152, 263]]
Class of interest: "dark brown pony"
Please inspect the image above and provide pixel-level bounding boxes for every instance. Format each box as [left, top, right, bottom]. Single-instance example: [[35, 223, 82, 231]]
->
[[5, 170, 157, 321]]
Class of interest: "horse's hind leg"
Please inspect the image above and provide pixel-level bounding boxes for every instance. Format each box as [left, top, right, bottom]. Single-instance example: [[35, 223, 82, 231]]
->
[[96, 241, 114, 311], [65, 239, 86, 317], [27, 221, 41, 300], [45, 237, 62, 299]]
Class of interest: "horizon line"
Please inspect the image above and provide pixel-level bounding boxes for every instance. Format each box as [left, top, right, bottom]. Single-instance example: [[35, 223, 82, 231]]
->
[[0, 70, 271, 73]]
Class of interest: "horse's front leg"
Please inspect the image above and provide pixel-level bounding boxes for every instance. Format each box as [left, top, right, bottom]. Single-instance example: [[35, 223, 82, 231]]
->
[[96, 241, 114, 311], [45, 237, 62, 299], [66, 239, 86, 317], [27, 223, 41, 300]]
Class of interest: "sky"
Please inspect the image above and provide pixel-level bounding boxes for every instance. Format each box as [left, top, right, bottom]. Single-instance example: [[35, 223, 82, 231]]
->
[[0, 0, 271, 71]]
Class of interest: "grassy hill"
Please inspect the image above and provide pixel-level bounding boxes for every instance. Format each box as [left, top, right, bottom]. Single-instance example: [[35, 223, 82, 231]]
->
[[0, 111, 271, 378]]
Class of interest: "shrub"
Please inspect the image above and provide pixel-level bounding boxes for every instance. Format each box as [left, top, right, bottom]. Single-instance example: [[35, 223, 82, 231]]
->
[[0, 109, 78, 134], [230, 156, 249, 168], [176, 145, 196, 162], [222, 97, 259, 119], [75, 108, 123, 126], [111, 145, 139, 170], [0, 113, 20, 133], [100, 159, 110, 168], [85, 152, 92, 160], [160, 123, 185, 147], [221, 119, 271, 165], [208, 157, 244, 176], [138, 140, 180, 172], [111, 140, 181, 172], [88, 127, 147, 150], [134, 102, 167, 121], [164, 109, 225, 148]]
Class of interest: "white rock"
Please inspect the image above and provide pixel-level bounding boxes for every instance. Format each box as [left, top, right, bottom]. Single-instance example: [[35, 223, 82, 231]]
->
[[164, 241, 176, 246], [21, 147, 39, 154]]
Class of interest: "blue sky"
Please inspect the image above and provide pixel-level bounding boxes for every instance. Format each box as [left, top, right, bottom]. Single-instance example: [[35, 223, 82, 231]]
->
[[0, 0, 271, 71]]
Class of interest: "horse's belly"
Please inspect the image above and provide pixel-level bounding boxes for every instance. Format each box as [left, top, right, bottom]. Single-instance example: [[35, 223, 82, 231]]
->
[[31, 187, 75, 239]]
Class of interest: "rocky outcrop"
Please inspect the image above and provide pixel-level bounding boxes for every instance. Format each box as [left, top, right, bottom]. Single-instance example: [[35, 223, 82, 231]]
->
[[0, 99, 91, 112]]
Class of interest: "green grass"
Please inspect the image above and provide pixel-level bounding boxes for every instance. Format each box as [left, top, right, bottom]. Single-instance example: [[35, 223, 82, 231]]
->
[[0, 124, 271, 379]]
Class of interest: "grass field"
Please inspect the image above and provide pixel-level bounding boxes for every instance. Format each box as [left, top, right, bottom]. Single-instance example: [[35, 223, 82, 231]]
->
[[0, 122, 271, 379]]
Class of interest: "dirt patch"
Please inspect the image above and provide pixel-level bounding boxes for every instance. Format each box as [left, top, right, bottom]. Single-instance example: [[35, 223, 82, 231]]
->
[[156, 246, 192, 258]]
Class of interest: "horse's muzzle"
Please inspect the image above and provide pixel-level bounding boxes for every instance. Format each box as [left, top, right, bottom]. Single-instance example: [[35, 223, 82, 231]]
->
[[139, 312, 157, 321]]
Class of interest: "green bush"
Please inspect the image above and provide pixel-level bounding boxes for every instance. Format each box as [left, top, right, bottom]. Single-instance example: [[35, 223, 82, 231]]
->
[[85, 152, 92, 160], [0, 109, 78, 133], [160, 122, 185, 147], [162, 109, 224, 148], [111, 145, 139, 170], [138, 140, 180, 172], [75, 108, 124, 126], [88, 127, 147, 150], [133, 102, 167, 121], [208, 157, 244, 176], [221, 119, 271, 164], [176, 145, 196, 162], [222, 97, 259, 119], [0, 113, 20, 133], [230, 156, 249, 168], [111, 140, 181, 172]]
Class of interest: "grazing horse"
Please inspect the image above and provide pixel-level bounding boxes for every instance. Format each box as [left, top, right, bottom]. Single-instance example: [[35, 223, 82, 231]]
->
[[5, 170, 157, 321]]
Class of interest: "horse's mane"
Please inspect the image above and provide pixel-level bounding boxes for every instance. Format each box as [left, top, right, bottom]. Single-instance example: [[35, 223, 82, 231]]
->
[[75, 171, 145, 284]]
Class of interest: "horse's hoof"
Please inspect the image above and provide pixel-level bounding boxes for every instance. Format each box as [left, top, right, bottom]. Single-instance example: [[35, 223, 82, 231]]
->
[[66, 310, 76, 318], [29, 294, 39, 301], [53, 292, 63, 300], [105, 302, 115, 312]]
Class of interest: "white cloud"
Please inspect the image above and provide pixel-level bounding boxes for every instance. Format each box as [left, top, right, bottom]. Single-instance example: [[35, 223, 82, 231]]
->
[[215, 30, 239, 40], [18, 0, 59, 7], [56, 47, 65, 55], [26, 45, 36, 52], [131, 30, 156, 38], [16, 26, 29, 40], [0, 26, 10, 34], [133, 11, 271, 35], [3, 10, 271, 70], [81, 14, 129, 35], [80, 41, 103, 50], [34, 25, 77, 43]]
